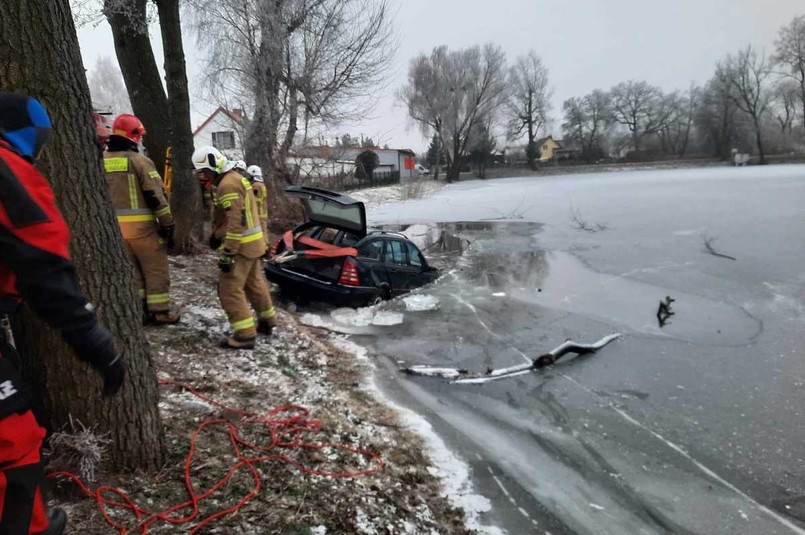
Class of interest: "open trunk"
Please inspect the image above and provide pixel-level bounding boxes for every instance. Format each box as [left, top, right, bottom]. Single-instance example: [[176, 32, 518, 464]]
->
[[271, 187, 367, 283]]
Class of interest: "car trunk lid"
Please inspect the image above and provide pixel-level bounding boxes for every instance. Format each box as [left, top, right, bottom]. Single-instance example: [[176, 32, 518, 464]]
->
[[284, 186, 366, 236]]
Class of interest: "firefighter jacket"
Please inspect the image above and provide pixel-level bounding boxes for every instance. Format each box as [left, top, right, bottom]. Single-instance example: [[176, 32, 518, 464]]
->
[[0, 141, 110, 352], [252, 181, 269, 245], [103, 150, 173, 240], [212, 171, 266, 258]]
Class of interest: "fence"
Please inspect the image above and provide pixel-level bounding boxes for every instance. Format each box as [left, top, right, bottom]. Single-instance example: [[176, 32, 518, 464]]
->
[[292, 170, 400, 192]]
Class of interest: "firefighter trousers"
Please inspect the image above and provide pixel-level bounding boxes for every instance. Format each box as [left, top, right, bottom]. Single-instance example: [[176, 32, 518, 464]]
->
[[124, 234, 170, 313], [217, 256, 275, 340]]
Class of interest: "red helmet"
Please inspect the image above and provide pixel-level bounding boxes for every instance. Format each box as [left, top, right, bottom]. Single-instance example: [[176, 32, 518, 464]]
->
[[111, 113, 146, 144]]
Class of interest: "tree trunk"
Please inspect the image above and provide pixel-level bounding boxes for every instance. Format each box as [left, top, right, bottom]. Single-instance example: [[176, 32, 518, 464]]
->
[[446, 136, 462, 183], [799, 79, 805, 140], [754, 116, 766, 164], [278, 88, 299, 186], [526, 93, 537, 171], [0, 0, 164, 471], [105, 0, 170, 176], [155, 0, 203, 252]]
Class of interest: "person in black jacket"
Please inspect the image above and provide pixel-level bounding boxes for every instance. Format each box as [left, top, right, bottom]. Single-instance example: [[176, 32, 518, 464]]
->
[[0, 92, 125, 534]]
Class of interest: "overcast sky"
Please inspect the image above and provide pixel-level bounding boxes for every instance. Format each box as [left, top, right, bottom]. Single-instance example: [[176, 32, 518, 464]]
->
[[77, 0, 804, 153]]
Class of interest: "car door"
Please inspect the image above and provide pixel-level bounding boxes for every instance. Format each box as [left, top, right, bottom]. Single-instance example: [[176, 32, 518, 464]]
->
[[404, 242, 438, 287], [382, 239, 421, 295], [356, 238, 389, 289]]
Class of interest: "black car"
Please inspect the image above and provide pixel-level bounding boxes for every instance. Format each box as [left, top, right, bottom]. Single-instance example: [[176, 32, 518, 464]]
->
[[265, 186, 439, 307]]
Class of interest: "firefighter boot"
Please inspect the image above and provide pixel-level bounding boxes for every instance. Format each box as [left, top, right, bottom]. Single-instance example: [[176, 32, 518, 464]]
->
[[149, 310, 181, 325], [43, 508, 67, 535], [219, 335, 256, 350], [257, 317, 276, 336], [141, 298, 150, 325]]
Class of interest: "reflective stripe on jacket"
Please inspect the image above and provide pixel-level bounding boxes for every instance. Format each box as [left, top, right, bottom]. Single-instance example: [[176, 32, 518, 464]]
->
[[252, 181, 269, 246], [103, 150, 173, 239], [212, 172, 265, 258]]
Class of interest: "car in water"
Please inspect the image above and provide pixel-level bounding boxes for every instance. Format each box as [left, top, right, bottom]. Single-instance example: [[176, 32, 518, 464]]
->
[[265, 186, 439, 307]]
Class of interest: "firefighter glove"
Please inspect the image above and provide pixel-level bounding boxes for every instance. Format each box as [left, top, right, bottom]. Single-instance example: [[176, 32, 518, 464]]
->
[[159, 225, 176, 249], [209, 235, 222, 251], [218, 253, 236, 273], [62, 323, 126, 396]]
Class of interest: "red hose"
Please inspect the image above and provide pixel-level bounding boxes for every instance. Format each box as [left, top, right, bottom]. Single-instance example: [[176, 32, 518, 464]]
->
[[48, 379, 385, 534]]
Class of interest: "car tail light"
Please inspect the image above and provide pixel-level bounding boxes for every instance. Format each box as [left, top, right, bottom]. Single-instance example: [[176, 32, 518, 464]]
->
[[338, 259, 361, 286], [269, 240, 279, 258]]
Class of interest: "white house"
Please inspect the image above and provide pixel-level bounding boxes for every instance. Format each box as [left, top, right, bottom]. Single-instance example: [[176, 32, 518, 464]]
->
[[193, 107, 245, 160]]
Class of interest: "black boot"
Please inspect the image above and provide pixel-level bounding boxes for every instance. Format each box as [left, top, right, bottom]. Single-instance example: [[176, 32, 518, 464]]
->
[[257, 319, 274, 336], [43, 508, 67, 535], [219, 335, 256, 349]]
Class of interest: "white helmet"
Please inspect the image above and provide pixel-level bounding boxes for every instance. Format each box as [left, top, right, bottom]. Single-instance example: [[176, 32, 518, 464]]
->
[[246, 165, 264, 182], [235, 159, 247, 171], [192, 145, 227, 173]]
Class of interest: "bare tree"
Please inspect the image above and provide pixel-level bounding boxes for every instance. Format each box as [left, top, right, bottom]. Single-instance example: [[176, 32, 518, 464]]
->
[[562, 89, 612, 163], [506, 51, 551, 169], [658, 85, 699, 157], [401, 43, 508, 182], [102, 0, 201, 250], [773, 79, 800, 135], [716, 46, 772, 164], [154, 0, 203, 251], [191, 0, 395, 193], [774, 15, 805, 138], [695, 75, 743, 159], [103, 0, 170, 175], [610, 80, 672, 154], [88, 56, 132, 113]]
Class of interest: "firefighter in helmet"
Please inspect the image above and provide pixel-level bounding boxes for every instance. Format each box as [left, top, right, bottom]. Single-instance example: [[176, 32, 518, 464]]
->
[[0, 92, 125, 534], [103, 114, 179, 324], [246, 165, 270, 249], [192, 146, 276, 348]]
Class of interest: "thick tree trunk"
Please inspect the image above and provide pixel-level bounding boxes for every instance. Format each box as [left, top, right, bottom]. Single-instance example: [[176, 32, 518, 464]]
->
[[446, 137, 462, 183], [105, 0, 170, 176], [278, 89, 299, 186], [155, 0, 203, 252], [0, 0, 164, 471]]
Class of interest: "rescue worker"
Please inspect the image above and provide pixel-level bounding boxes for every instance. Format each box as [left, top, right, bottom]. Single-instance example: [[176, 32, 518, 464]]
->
[[192, 146, 276, 348], [103, 114, 179, 324], [0, 92, 125, 534], [245, 165, 270, 249], [234, 160, 248, 177]]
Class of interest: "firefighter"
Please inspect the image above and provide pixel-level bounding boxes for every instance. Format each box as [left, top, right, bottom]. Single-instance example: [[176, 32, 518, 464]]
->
[[234, 160, 248, 176], [104, 114, 179, 324], [0, 92, 125, 534], [246, 165, 270, 249], [192, 146, 276, 348]]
